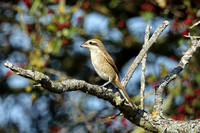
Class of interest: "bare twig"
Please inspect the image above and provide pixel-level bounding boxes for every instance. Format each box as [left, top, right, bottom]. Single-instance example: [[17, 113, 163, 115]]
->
[[109, 112, 122, 119], [184, 35, 200, 39], [122, 21, 169, 88], [190, 20, 200, 29], [140, 54, 147, 109], [140, 24, 151, 109], [153, 37, 200, 115]]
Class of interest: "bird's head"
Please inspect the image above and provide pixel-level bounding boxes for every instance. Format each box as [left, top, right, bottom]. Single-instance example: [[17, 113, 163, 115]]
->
[[80, 39, 104, 51]]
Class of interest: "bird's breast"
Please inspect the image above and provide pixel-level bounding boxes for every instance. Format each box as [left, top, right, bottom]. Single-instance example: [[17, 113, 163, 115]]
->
[[90, 50, 114, 81]]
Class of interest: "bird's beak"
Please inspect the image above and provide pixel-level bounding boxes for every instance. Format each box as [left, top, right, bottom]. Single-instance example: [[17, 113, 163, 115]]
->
[[80, 43, 87, 48]]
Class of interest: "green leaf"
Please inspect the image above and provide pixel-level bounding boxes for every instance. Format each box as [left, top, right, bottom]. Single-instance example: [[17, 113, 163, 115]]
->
[[192, 99, 200, 108], [109, 0, 119, 8], [141, 11, 155, 21], [52, 39, 62, 54], [30, 0, 42, 14], [62, 28, 70, 38], [185, 105, 194, 114], [185, 87, 194, 95], [69, 26, 77, 33], [178, 38, 184, 46], [47, 24, 57, 32], [195, 73, 200, 82]]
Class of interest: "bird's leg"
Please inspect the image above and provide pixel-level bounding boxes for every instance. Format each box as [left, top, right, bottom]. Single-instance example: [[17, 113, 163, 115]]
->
[[101, 81, 112, 87], [101, 80, 113, 92]]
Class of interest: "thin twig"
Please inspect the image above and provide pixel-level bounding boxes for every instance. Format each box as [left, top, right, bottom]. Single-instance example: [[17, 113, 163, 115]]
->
[[153, 37, 200, 115], [140, 24, 151, 109], [109, 112, 122, 119], [140, 54, 147, 110], [122, 21, 169, 88], [190, 20, 200, 29], [184, 35, 200, 38]]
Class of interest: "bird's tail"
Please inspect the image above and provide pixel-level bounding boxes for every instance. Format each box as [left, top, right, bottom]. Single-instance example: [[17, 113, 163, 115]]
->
[[114, 76, 135, 110]]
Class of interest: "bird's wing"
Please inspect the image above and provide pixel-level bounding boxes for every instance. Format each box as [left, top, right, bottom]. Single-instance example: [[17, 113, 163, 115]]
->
[[102, 50, 119, 76]]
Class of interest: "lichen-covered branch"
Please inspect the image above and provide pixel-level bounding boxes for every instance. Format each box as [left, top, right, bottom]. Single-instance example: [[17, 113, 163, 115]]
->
[[122, 20, 169, 88], [4, 61, 156, 132], [4, 61, 119, 99], [153, 37, 200, 115], [140, 24, 151, 109], [4, 60, 200, 132]]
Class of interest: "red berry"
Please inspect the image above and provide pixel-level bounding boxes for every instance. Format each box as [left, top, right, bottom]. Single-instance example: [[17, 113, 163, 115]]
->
[[42, 64, 46, 68], [184, 94, 190, 100], [48, 10, 54, 14], [141, 4, 155, 12], [6, 71, 12, 77], [183, 19, 192, 25], [185, 9, 190, 14], [83, 2, 90, 9], [105, 120, 112, 127], [194, 88, 200, 94], [171, 21, 181, 31], [125, 36, 131, 42], [76, 16, 82, 22], [176, 105, 185, 113], [62, 39, 68, 46], [181, 29, 189, 36], [64, 22, 71, 28], [169, 56, 175, 61], [52, 21, 58, 26], [25, 0, 31, 7], [57, 23, 64, 31], [121, 117, 127, 127], [171, 114, 184, 120], [118, 21, 125, 28], [50, 125, 61, 133]]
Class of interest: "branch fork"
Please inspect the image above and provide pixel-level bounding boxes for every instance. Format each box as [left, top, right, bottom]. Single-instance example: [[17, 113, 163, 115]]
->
[[5, 20, 200, 132]]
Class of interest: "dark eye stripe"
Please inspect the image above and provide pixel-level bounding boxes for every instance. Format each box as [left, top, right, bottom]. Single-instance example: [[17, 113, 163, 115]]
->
[[89, 41, 98, 46], [92, 42, 98, 46]]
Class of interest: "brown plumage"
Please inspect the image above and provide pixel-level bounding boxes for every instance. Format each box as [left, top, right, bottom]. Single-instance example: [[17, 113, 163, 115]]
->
[[81, 39, 135, 109]]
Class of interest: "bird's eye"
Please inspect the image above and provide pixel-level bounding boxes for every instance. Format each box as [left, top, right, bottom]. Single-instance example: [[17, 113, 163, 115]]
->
[[89, 42, 93, 45]]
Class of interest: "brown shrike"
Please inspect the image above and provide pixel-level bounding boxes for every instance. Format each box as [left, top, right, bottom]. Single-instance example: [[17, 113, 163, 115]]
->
[[81, 39, 134, 109]]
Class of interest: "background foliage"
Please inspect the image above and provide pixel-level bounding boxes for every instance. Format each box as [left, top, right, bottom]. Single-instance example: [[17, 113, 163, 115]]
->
[[0, 0, 200, 132]]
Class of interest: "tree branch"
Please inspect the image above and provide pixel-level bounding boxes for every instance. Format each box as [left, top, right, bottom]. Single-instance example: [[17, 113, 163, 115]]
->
[[190, 20, 200, 29], [4, 61, 118, 99], [4, 61, 157, 132], [4, 59, 200, 132], [4, 20, 200, 132], [122, 20, 169, 88], [153, 37, 200, 115], [140, 24, 151, 109]]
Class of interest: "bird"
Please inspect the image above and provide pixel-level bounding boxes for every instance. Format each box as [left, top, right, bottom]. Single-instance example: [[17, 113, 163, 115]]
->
[[80, 39, 135, 109]]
